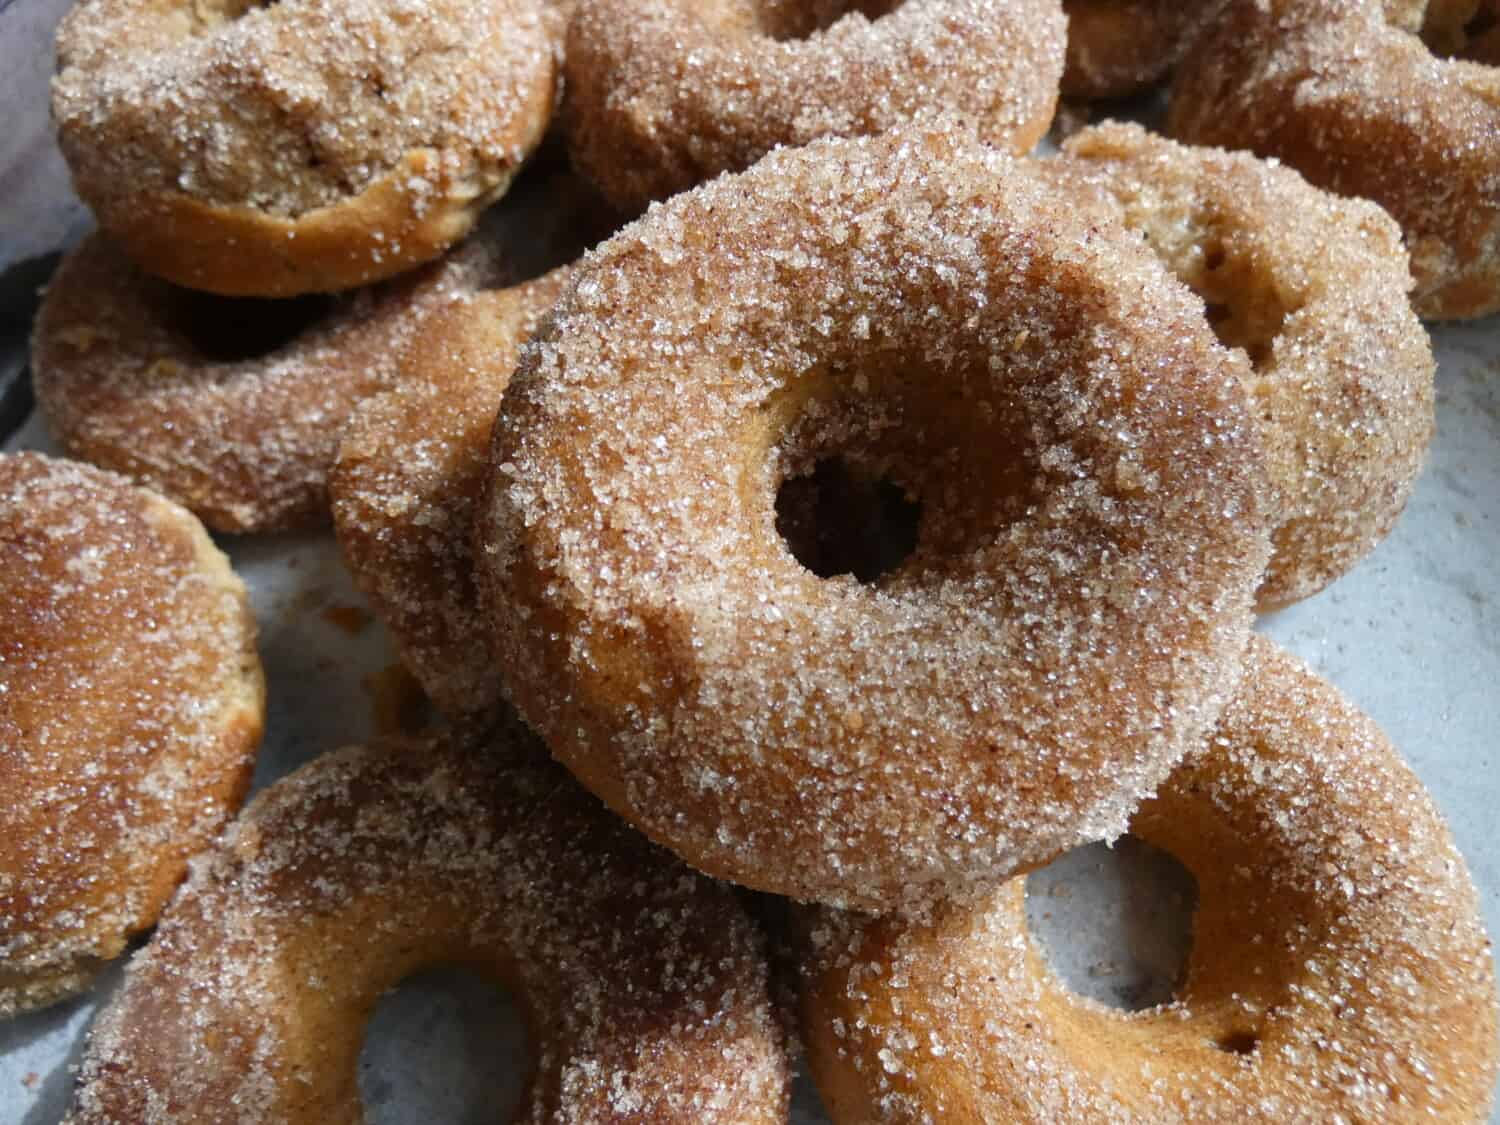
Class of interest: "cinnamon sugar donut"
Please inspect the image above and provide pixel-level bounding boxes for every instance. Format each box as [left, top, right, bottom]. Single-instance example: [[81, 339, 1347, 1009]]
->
[[332, 269, 571, 716], [797, 636, 1500, 1123], [1169, 0, 1500, 320], [1050, 123, 1435, 609], [562, 0, 1066, 211], [478, 125, 1272, 910], [0, 453, 263, 1018], [51, 0, 560, 296], [66, 722, 790, 1123], [30, 203, 565, 534], [1062, 0, 1215, 98]]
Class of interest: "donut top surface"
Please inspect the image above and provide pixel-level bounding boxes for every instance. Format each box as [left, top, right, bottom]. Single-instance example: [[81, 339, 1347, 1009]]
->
[[52, 0, 561, 219], [66, 723, 791, 1123], [481, 123, 1272, 909], [0, 452, 263, 1015]]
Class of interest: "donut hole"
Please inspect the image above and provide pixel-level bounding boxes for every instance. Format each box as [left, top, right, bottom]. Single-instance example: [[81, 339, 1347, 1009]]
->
[[1023, 835, 1199, 1012], [1418, 0, 1500, 58], [774, 456, 922, 583], [1179, 239, 1293, 371], [1214, 1029, 1261, 1056], [167, 289, 336, 363], [769, 369, 1041, 587], [358, 966, 529, 1122], [192, 0, 276, 28], [753, 0, 906, 40]]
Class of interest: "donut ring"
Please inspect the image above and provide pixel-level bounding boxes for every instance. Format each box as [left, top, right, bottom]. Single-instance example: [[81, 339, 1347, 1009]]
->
[[31, 225, 532, 534], [1062, 0, 1214, 98], [562, 0, 1066, 211], [479, 125, 1272, 910], [797, 636, 1500, 1123], [1168, 0, 1500, 320], [51, 0, 560, 296], [66, 722, 791, 1123], [0, 452, 263, 1017], [1050, 122, 1435, 610], [332, 269, 571, 716]]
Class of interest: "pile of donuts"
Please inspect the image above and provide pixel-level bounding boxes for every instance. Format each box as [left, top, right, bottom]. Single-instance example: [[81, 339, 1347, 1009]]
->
[[3, 0, 1497, 1119]]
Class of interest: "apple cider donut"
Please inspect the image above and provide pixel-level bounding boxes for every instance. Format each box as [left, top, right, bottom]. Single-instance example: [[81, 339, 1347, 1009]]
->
[[1051, 123, 1435, 610], [1062, 0, 1215, 98], [66, 722, 791, 1123], [797, 636, 1500, 1123], [332, 269, 571, 717], [478, 125, 1272, 911], [51, 0, 560, 296], [562, 0, 1066, 211], [30, 209, 563, 535], [1168, 0, 1500, 320], [0, 453, 263, 1018]]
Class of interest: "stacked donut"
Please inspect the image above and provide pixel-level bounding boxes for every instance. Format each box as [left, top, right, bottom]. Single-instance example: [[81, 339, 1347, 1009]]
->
[[2, 0, 1496, 1120]]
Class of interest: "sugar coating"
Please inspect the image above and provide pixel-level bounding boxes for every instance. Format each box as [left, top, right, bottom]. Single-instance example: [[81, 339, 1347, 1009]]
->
[[477, 124, 1273, 911], [332, 270, 572, 715], [796, 636, 1500, 1123], [1168, 0, 1500, 320], [30, 229, 521, 534], [52, 0, 559, 219], [0, 452, 263, 1018], [563, 0, 1066, 210], [1050, 122, 1436, 610], [65, 722, 791, 1123], [1061, 0, 1215, 98]]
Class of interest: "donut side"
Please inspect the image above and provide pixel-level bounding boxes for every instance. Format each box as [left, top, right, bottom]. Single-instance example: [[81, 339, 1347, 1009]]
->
[[796, 636, 1499, 1122], [0, 453, 264, 1017], [331, 270, 571, 716]]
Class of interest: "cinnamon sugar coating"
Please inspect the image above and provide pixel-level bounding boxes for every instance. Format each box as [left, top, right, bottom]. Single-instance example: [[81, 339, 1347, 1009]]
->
[[52, 0, 561, 295], [1062, 0, 1216, 98], [0, 453, 264, 1018], [478, 125, 1272, 911], [332, 270, 571, 716], [65, 722, 791, 1123], [796, 636, 1500, 1123], [1050, 123, 1435, 609], [1168, 0, 1500, 320], [30, 223, 544, 534], [562, 0, 1066, 211]]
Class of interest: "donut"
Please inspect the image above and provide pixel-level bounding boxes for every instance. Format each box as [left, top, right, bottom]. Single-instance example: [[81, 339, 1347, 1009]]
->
[[0, 452, 263, 1018], [796, 636, 1500, 1123], [1049, 122, 1435, 610], [51, 0, 560, 296], [1062, 0, 1215, 98], [1168, 0, 1500, 320], [332, 269, 571, 716], [562, 0, 1066, 211], [66, 720, 791, 1123], [30, 181, 585, 536], [478, 124, 1273, 910]]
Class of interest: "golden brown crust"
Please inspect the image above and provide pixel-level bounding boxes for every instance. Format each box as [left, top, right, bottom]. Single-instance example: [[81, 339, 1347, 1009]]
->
[[331, 270, 571, 716], [1051, 122, 1435, 609], [66, 723, 790, 1123], [563, 0, 1065, 211], [30, 232, 511, 534], [478, 124, 1272, 911], [1168, 0, 1500, 320], [52, 0, 561, 295], [0, 453, 264, 1018], [798, 636, 1500, 1123], [1062, 0, 1217, 98]]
